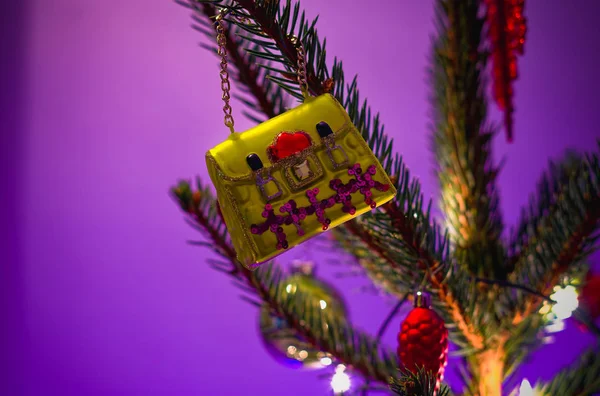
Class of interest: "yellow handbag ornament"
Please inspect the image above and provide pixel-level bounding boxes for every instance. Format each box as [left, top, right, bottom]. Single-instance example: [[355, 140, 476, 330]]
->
[[206, 11, 396, 269]]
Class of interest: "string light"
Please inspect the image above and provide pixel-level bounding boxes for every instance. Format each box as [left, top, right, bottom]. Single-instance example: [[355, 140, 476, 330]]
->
[[319, 300, 328, 310], [519, 379, 534, 396], [538, 283, 580, 340], [550, 285, 578, 320], [331, 364, 351, 394]]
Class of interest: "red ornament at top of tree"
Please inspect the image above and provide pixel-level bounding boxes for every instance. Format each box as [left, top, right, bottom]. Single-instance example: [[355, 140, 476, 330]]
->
[[397, 292, 449, 392], [268, 131, 312, 162], [485, 0, 527, 143]]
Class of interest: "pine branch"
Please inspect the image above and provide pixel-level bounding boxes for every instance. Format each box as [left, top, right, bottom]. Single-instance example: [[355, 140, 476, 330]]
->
[[389, 367, 452, 396], [499, 147, 600, 373], [216, 0, 327, 97], [431, 0, 507, 280], [535, 348, 600, 396], [507, 150, 582, 271], [171, 180, 400, 386], [180, 0, 288, 121], [332, 219, 409, 298], [509, 148, 600, 325], [472, 277, 553, 303]]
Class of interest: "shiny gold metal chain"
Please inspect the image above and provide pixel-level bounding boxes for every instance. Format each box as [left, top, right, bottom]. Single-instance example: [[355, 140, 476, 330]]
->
[[214, 11, 310, 134], [290, 36, 309, 98], [216, 9, 235, 134]]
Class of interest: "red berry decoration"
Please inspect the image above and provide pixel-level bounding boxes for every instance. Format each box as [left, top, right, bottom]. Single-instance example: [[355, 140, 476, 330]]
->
[[484, 0, 527, 142], [397, 292, 449, 391]]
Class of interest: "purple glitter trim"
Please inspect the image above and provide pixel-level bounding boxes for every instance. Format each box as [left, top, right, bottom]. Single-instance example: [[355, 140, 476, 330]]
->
[[250, 164, 390, 250]]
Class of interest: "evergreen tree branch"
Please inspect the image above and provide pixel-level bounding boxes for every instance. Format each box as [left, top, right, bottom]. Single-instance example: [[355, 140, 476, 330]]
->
[[389, 367, 452, 396], [232, 0, 325, 97], [535, 348, 600, 396], [507, 150, 583, 272], [431, 0, 506, 279], [179, 0, 288, 121], [472, 277, 553, 303], [171, 180, 400, 386], [509, 148, 600, 326], [500, 148, 600, 374], [333, 215, 408, 298]]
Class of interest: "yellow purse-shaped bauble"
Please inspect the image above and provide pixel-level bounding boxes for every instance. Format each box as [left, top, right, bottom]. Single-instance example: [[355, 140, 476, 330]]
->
[[206, 93, 396, 269]]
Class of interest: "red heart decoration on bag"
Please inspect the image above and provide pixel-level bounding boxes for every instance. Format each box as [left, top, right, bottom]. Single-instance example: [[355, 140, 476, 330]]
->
[[268, 131, 312, 162]]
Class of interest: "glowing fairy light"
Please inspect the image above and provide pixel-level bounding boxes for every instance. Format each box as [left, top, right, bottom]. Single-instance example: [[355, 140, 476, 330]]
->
[[320, 356, 332, 366], [519, 379, 534, 396], [550, 285, 578, 320], [538, 283, 579, 338], [319, 299, 328, 309], [331, 364, 351, 394]]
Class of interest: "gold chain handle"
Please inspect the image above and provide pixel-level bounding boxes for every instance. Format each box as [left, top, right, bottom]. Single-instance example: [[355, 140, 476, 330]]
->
[[214, 9, 309, 134], [290, 36, 309, 98], [216, 9, 235, 134]]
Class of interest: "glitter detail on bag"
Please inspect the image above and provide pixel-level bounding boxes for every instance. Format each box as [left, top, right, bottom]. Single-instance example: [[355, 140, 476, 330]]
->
[[250, 163, 390, 250]]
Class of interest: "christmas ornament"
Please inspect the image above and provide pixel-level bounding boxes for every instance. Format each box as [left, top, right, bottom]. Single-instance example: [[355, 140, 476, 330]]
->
[[259, 261, 347, 369], [397, 292, 448, 391], [485, 0, 527, 142], [204, 10, 396, 270], [579, 272, 600, 320]]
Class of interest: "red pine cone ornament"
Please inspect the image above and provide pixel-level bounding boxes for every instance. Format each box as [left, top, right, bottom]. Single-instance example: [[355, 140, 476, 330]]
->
[[397, 292, 449, 391], [485, 0, 527, 143]]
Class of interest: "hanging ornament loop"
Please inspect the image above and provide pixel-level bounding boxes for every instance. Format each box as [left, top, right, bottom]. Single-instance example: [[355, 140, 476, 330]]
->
[[414, 291, 431, 308], [215, 9, 235, 134]]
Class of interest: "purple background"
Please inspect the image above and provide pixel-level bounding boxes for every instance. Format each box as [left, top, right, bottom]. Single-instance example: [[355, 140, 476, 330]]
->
[[2, 0, 599, 395]]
